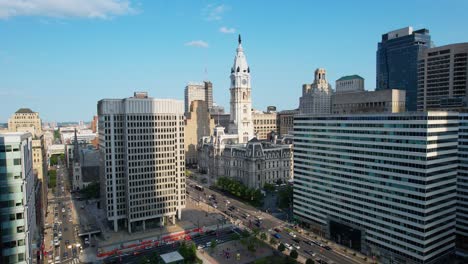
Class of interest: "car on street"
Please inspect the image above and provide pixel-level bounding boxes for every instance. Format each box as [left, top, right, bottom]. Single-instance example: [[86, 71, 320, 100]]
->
[[225, 200, 230, 204], [62, 208, 65, 213], [323, 245, 332, 251], [58, 232, 62, 237], [206, 241, 212, 247], [274, 227, 281, 232], [289, 232, 297, 238], [62, 252, 68, 259], [292, 238, 301, 243], [284, 243, 293, 250], [293, 244, 300, 249], [273, 233, 281, 239]]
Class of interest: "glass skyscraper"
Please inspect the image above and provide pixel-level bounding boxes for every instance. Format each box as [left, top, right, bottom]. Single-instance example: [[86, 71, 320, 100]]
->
[[376, 27, 433, 111]]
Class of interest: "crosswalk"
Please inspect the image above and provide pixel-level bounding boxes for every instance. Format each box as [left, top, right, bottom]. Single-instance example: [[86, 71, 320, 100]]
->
[[61, 258, 80, 264]]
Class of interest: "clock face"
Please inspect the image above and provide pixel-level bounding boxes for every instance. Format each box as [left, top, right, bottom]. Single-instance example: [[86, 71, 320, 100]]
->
[[242, 79, 247, 85]]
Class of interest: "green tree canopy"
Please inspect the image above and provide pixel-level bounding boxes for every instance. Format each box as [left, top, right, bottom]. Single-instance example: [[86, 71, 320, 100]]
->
[[289, 250, 298, 259]]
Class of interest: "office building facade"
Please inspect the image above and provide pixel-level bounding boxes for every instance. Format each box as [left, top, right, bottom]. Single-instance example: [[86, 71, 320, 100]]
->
[[0, 132, 37, 264], [184, 100, 215, 165], [98, 92, 186, 233], [252, 108, 278, 140], [417, 43, 468, 111], [299, 68, 333, 114], [184, 81, 213, 115], [293, 112, 457, 264], [277, 109, 298, 136], [376, 27, 433, 111], [332, 89, 406, 114], [335, 75, 365, 93]]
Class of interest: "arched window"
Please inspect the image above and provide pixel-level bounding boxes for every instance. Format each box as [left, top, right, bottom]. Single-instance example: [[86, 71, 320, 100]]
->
[[243, 92, 246, 100]]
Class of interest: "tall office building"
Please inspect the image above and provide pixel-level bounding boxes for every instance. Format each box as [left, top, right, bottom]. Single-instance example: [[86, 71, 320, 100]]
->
[[277, 109, 299, 136], [293, 112, 457, 264], [184, 100, 215, 165], [458, 114, 468, 257], [417, 43, 468, 111], [0, 132, 37, 264], [299, 68, 333, 114], [97, 92, 186, 233], [376, 27, 433, 111], [8, 109, 47, 235], [252, 108, 278, 140], [184, 81, 213, 114]]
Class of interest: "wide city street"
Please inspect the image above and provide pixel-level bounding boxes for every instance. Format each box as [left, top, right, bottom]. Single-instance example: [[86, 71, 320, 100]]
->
[[186, 177, 365, 264], [45, 160, 82, 264]]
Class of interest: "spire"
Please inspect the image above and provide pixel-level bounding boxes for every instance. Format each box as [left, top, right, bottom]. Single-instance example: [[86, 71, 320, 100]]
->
[[73, 128, 80, 162], [232, 34, 249, 77]]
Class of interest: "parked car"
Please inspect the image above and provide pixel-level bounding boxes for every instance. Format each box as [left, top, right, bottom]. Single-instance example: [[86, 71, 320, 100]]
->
[[284, 243, 293, 250], [293, 244, 300, 249], [289, 232, 296, 238], [273, 233, 281, 239]]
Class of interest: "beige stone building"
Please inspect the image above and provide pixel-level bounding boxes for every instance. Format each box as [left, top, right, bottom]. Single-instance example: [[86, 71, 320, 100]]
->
[[184, 100, 215, 165], [8, 108, 48, 234], [8, 108, 42, 137], [299, 68, 333, 114], [332, 89, 406, 114], [252, 108, 278, 140]]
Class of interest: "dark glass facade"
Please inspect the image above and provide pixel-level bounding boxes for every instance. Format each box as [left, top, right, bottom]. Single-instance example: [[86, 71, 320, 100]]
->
[[376, 28, 433, 111]]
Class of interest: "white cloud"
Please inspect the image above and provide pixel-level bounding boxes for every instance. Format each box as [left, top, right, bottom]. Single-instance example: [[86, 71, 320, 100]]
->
[[219, 26, 235, 34], [203, 4, 229, 21], [0, 0, 136, 19], [185, 40, 209, 48]]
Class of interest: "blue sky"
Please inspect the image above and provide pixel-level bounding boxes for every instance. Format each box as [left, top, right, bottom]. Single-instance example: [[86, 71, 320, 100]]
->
[[1, 0, 468, 122]]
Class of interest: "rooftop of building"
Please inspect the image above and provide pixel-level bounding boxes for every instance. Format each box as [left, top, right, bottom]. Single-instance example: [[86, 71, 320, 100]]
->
[[160, 251, 184, 264], [15, 108, 36, 114], [336, 75, 364, 81]]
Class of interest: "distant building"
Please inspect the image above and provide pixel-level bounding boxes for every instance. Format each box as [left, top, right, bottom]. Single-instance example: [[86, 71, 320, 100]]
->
[[376, 26, 433, 111], [184, 100, 215, 165], [299, 68, 333, 114], [332, 89, 406, 114], [71, 130, 100, 191], [335, 75, 364, 93], [252, 108, 278, 140], [184, 81, 213, 114], [209, 103, 225, 115], [457, 114, 468, 257], [293, 112, 457, 264], [417, 43, 468, 111], [0, 132, 38, 264], [98, 92, 185, 233], [8, 108, 42, 137], [277, 109, 298, 136]]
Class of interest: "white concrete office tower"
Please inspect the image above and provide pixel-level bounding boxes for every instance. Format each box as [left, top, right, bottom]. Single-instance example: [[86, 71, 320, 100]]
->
[[184, 81, 213, 115], [293, 112, 458, 264], [458, 114, 468, 257], [335, 75, 365, 93], [299, 68, 333, 114], [228, 35, 254, 143], [97, 92, 186, 233], [0, 132, 37, 264]]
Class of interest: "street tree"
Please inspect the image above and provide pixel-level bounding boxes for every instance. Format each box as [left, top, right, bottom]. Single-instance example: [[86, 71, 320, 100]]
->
[[278, 243, 286, 252], [260, 232, 267, 241], [290, 249, 298, 259], [306, 258, 315, 264]]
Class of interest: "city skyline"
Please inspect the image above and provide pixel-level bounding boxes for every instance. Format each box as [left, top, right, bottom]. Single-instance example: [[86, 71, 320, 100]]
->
[[1, 1, 468, 122]]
